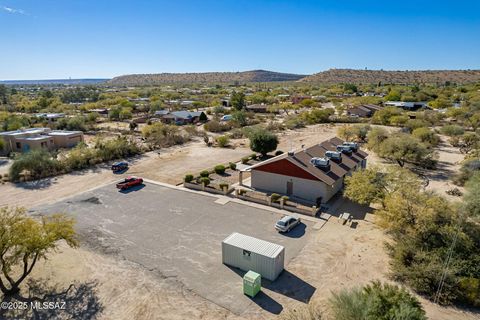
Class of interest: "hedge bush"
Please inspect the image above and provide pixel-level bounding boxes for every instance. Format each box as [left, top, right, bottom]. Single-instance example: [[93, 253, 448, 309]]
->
[[214, 165, 226, 174], [271, 193, 281, 203], [200, 170, 210, 178], [229, 162, 237, 170], [184, 174, 194, 183], [199, 177, 210, 186], [219, 182, 229, 190]]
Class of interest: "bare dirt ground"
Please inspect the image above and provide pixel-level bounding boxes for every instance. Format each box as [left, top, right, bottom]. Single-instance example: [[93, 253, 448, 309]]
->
[[1, 124, 477, 319], [421, 135, 465, 200]]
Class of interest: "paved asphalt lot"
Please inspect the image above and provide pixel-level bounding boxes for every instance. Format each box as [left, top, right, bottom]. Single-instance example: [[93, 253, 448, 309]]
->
[[33, 182, 314, 314]]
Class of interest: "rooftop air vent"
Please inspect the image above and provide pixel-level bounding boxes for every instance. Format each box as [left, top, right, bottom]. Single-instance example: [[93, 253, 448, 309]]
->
[[310, 157, 330, 169], [325, 150, 342, 160], [344, 142, 358, 152], [336, 144, 353, 154]]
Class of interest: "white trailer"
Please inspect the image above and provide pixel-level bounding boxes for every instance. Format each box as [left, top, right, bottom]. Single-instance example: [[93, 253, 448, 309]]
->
[[222, 232, 285, 281]]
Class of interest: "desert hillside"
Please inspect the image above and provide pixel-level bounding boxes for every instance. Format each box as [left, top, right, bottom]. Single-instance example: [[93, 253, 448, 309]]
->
[[300, 68, 480, 84], [107, 70, 306, 85]]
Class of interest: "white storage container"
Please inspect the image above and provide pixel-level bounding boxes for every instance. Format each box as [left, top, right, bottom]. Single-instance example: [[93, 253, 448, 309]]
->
[[222, 232, 285, 281]]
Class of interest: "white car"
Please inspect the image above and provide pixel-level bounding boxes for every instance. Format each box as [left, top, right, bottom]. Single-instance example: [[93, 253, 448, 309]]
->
[[275, 215, 301, 233]]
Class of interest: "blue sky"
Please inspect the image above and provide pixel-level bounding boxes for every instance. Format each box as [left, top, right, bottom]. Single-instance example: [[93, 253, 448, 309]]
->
[[1, 0, 479, 80]]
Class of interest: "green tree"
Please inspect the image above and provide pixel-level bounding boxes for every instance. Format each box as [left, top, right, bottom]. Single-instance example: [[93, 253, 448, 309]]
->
[[372, 107, 403, 125], [412, 127, 440, 146], [330, 281, 427, 320], [0, 207, 78, 295], [119, 107, 133, 120], [142, 122, 188, 148], [337, 124, 371, 142], [230, 91, 245, 110], [249, 128, 279, 157], [463, 172, 480, 218], [440, 125, 464, 137], [10, 150, 63, 181], [216, 135, 230, 148], [231, 110, 248, 127], [0, 137, 4, 151], [385, 90, 402, 101], [343, 83, 358, 93], [344, 166, 421, 208], [377, 134, 437, 168], [366, 127, 389, 151]]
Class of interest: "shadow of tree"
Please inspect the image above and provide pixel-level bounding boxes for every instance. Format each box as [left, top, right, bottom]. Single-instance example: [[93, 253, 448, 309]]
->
[[14, 178, 57, 190], [0, 279, 103, 320]]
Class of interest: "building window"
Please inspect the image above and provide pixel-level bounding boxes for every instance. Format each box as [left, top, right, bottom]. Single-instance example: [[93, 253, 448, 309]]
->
[[15, 142, 21, 149]]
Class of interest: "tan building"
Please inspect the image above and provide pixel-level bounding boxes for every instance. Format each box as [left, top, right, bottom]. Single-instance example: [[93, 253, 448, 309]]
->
[[0, 128, 83, 155], [242, 137, 368, 205]]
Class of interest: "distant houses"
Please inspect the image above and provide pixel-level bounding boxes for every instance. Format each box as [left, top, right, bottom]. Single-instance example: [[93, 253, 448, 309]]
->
[[35, 113, 66, 122], [384, 101, 429, 110], [242, 137, 368, 205], [154, 110, 207, 125], [0, 128, 84, 155], [346, 104, 383, 118], [246, 104, 269, 113]]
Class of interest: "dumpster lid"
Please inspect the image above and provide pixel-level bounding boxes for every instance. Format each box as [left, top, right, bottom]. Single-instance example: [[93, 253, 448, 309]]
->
[[244, 270, 261, 282]]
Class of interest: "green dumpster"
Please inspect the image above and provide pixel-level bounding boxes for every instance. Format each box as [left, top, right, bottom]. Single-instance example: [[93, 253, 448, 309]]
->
[[243, 270, 261, 298]]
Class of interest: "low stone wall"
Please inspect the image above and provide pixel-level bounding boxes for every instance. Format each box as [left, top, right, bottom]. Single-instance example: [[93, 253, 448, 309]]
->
[[183, 182, 233, 195], [235, 189, 318, 217]]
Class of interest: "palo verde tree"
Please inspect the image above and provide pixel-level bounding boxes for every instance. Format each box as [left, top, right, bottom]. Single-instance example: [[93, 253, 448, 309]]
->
[[0, 207, 78, 295]]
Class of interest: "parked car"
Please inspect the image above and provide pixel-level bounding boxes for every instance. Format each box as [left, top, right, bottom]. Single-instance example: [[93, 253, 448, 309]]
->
[[275, 215, 301, 233], [111, 161, 129, 172], [116, 176, 143, 190], [220, 115, 232, 121]]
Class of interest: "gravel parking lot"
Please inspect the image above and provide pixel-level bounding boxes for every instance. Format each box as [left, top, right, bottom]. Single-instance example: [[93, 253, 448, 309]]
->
[[32, 182, 314, 314]]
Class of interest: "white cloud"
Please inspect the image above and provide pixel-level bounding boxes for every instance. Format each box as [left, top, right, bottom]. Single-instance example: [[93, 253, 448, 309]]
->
[[2, 6, 28, 15]]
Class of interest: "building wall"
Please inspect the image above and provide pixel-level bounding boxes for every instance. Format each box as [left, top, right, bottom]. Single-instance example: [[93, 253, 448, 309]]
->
[[15, 137, 55, 152], [250, 170, 344, 204], [222, 241, 284, 281], [51, 133, 83, 148]]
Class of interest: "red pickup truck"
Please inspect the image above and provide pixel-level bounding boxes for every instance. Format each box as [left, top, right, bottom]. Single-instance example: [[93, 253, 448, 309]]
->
[[116, 177, 143, 190]]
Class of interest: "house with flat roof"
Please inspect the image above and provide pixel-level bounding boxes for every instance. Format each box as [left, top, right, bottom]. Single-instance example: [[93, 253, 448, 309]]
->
[[155, 110, 207, 125], [246, 103, 269, 113], [241, 137, 368, 205], [384, 101, 428, 110], [0, 128, 83, 155]]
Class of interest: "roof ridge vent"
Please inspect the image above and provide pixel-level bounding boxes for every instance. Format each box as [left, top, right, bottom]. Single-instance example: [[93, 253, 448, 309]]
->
[[344, 142, 359, 151], [325, 150, 342, 160], [310, 157, 330, 168]]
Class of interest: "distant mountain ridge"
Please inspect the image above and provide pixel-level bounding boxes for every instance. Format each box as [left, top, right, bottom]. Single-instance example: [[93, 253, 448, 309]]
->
[[300, 69, 480, 84], [107, 70, 306, 85]]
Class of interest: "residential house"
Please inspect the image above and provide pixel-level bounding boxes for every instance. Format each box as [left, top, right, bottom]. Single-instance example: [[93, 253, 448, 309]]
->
[[291, 95, 311, 104], [0, 128, 83, 155], [246, 104, 269, 113], [154, 110, 207, 125], [241, 137, 368, 205], [346, 104, 383, 118], [35, 113, 65, 122], [384, 101, 428, 110]]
